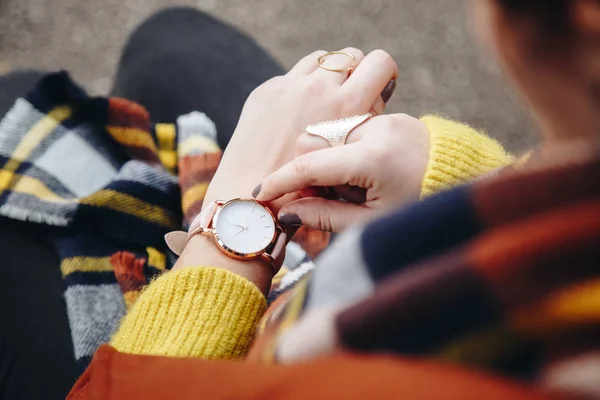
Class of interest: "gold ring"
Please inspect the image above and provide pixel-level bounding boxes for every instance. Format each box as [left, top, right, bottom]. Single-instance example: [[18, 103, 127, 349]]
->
[[305, 113, 373, 147], [318, 51, 357, 73]]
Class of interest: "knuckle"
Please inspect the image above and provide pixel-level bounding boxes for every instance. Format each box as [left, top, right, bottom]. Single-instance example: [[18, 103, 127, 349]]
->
[[367, 138, 392, 167], [342, 47, 364, 60], [303, 77, 327, 97], [390, 113, 413, 123], [249, 76, 284, 99], [389, 113, 424, 134], [300, 50, 327, 65], [370, 49, 397, 71], [377, 115, 401, 133], [341, 95, 365, 115], [373, 115, 405, 143], [293, 156, 314, 185], [316, 209, 334, 232]]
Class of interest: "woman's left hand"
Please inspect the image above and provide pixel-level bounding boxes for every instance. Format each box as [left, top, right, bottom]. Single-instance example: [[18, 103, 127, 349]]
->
[[254, 113, 431, 232], [203, 48, 398, 209]]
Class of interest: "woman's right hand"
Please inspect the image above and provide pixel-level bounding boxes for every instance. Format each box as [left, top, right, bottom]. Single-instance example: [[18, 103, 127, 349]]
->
[[254, 113, 431, 232]]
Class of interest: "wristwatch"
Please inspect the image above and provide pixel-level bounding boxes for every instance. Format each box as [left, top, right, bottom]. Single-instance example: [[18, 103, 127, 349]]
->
[[165, 199, 287, 273]]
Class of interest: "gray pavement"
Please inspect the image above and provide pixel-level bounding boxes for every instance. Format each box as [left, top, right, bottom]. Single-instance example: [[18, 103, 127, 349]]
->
[[0, 0, 536, 152]]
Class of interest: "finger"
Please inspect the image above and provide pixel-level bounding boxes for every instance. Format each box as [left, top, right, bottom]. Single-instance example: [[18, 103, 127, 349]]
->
[[287, 50, 328, 76], [295, 113, 383, 157], [256, 144, 363, 202], [279, 197, 372, 232], [343, 49, 398, 109], [311, 47, 365, 84], [295, 132, 330, 157]]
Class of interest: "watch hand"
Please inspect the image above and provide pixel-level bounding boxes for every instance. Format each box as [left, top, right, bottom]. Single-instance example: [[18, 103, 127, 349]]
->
[[235, 227, 245, 236]]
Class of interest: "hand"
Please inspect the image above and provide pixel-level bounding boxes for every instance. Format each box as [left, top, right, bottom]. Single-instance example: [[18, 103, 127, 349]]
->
[[177, 48, 398, 292], [203, 48, 398, 209], [254, 113, 430, 232]]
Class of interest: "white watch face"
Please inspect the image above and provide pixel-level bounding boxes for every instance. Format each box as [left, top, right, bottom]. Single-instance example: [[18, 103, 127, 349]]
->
[[214, 200, 276, 255]]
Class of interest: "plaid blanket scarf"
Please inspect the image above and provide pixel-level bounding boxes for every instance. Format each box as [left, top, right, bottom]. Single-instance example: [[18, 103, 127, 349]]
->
[[0, 72, 311, 370], [251, 147, 600, 398]]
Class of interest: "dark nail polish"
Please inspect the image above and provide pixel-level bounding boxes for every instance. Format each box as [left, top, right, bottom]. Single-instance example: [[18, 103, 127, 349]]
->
[[251, 184, 261, 198], [380, 79, 396, 103], [279, 213, 302, 227]]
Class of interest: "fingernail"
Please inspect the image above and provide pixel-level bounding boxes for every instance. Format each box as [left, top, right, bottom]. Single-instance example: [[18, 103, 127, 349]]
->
[[279, 213, 302, 227], [252, 184, 261, 198], [380, 79, 396, 103]]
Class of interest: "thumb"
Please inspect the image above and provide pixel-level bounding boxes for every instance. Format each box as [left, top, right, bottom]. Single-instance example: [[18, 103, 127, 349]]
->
[[278, 197, 373, 233]]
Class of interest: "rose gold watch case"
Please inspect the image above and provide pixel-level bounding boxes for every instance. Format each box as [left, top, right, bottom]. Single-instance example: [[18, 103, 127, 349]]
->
[[208, 198, 281, 262]]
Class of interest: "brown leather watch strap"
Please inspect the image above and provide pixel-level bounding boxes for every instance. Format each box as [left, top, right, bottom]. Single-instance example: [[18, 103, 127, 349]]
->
[[186, 201, 218, 241], [166, 229, 288, 274], [164, 201, 218, 257], [269, 232, 287, 275], [164, 230, 189, 257]]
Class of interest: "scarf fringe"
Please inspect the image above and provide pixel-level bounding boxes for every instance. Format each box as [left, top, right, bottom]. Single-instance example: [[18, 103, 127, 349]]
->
[[0, 204, 69, 226]]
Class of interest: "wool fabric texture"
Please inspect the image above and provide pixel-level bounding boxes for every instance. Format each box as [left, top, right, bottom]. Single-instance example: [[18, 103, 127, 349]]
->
[[0, 72, 222, 370], [111, 266, 266, 359]]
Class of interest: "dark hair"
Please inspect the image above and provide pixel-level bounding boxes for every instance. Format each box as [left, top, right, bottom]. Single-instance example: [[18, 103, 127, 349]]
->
[[498, 0, 571, 37]]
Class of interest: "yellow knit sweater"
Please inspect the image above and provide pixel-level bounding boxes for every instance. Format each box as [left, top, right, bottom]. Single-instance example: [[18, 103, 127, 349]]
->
[[111, 116, 514, 359]]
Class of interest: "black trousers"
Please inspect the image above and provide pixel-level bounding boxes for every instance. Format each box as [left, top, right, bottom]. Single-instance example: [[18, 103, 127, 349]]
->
[[0, 8, 283, 399]]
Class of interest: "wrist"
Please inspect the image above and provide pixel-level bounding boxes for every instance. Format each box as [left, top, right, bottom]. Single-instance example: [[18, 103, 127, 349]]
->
[[173, 234, 273, 296], [202, 147, 289, 210]]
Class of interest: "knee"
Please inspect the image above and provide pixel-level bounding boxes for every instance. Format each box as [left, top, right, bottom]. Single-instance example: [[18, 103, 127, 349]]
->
[[137, 6, 218, 30]]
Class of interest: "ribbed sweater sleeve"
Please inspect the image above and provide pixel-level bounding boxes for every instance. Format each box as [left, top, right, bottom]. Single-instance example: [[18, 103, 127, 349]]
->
[[111, 266, 266, 359], [419, 115, 514, 198]]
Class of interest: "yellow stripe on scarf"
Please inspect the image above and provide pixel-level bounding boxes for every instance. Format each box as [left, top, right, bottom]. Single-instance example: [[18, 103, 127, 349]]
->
[[179, 135, 220, 157], [61, 256, 113, 277], [156, 124, 177, 173], [155, 123, 176, 149], [511, 279, 600, 334], [261, 278, 309, 363], [158, 150, 177, 173], [3, 106, 72, 172], [0, 170, 70, 203], [107, 127, 158, 153], [182, 182, 209, 214], [146, 247, 167, 270], [81, 189, 178, 228]]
